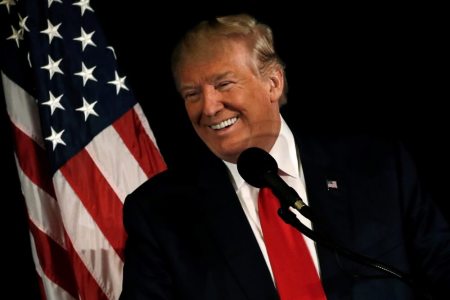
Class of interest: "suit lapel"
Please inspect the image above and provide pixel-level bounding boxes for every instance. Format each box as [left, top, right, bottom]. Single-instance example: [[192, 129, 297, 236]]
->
[[196, 155, 278, 300], [295, 134, 355, 297], [297, 136, 352, 240]]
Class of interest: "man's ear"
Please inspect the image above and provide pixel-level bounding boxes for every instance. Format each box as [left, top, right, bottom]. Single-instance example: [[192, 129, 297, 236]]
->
[[268, 67, 284, 103]]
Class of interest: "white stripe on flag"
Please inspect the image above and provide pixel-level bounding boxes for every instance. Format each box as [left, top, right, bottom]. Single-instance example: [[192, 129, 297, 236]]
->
[[1, 72, 44, 147], [85, 124, 148, 202], [53, 170, 123, 300], [15, 154, 66, 247], [134, 103, 160, 149]]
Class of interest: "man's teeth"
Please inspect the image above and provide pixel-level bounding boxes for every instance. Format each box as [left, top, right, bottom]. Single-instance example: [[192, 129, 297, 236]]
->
[[210, 117, 238, 130]]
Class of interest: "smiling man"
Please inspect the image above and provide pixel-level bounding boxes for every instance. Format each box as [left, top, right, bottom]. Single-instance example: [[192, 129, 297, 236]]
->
[[120, 14, 450, 300]]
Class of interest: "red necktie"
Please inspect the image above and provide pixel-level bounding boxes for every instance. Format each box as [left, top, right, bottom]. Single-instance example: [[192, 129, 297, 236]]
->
[[258, 187, 327, 300]]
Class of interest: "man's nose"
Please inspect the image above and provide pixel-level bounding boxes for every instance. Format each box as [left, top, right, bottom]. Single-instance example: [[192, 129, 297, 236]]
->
[[202, 86, 224, 117]]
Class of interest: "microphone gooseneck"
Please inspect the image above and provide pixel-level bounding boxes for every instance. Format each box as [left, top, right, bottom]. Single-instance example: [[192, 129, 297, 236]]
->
[[237, 147, 417, 291]]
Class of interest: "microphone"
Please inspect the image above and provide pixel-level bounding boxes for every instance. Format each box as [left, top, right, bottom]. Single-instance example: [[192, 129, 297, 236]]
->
[[237, 147, 312, 219]]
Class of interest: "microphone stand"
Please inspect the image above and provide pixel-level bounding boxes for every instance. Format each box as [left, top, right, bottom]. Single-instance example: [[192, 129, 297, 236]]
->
[[277, 206, 417, 288]]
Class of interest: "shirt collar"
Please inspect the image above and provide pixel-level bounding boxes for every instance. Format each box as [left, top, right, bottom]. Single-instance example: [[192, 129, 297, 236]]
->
[[224, 116, 299, 192]]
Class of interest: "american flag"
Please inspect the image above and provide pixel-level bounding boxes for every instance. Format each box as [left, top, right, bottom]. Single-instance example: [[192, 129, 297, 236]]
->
[[0, 0, 166, 299], [326, 179, 338, 190]]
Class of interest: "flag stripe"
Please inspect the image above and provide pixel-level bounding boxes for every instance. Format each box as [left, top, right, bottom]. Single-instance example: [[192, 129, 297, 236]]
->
[[53, 170, 124, 299], [114, 105, 166, 179], [2, 72, 44, 147], [15, 155, 64, 247], [59, 149, 126, 257], [12, 124, 56, 198], [36, 275, 48, 300], [63, 232, 110, 300], [133, 104, 159, 149], [29, 232, 78, 300], [85, 117, 148, 202], [28, 221, 78, 298]]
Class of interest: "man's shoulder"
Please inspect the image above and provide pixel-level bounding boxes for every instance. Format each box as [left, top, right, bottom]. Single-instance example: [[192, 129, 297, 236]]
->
[[124, 168, 197, 209], [296, 132, 409, 175], [283, 108, 399, 153], [134, 169, 188, 193], [298, 132, 400, 155]]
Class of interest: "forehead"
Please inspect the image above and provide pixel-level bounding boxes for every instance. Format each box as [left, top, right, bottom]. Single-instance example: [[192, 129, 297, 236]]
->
[[176, 39, 255, 83]]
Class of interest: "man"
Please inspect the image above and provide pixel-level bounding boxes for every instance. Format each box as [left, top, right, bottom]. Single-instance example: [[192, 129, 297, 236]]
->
[[120, 14, 450, 299]]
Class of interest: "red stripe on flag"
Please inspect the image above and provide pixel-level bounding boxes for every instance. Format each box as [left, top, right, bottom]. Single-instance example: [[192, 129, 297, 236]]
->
[[28, 220, 78, 298], [113, 108, 166, 178], [59, 149, 126, 259], [37, 275, 48, 300], [63, 232, 110, 300], [12, 122, 56, 198]]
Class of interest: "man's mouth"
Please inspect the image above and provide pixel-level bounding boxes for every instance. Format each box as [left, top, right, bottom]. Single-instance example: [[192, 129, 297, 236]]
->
[[209, 117, 238, 130]]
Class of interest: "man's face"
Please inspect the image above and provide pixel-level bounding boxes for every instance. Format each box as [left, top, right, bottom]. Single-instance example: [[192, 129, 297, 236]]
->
[[176, 39, 283, 163]]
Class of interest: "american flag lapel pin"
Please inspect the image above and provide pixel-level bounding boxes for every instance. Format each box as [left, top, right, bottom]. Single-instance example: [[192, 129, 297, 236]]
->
[[326, 179, 338, 190]]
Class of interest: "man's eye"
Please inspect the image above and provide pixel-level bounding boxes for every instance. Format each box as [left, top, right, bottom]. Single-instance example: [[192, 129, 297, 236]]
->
[[216, 81, 232, 89], [183, 92, 198, 100]]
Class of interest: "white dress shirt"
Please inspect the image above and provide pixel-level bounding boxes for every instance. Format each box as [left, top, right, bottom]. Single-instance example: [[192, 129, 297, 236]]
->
[[224, 116, 320, 283]]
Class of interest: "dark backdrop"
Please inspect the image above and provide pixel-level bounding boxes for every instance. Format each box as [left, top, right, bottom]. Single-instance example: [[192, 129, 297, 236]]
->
[[1, 1, 448, 298]]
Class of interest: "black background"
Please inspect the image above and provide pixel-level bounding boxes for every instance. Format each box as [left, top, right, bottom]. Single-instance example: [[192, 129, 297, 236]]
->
[[1, 1, 448, 298]]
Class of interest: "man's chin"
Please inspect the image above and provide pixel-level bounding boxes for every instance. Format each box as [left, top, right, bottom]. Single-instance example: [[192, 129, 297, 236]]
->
[[212, 148, 243, 164]]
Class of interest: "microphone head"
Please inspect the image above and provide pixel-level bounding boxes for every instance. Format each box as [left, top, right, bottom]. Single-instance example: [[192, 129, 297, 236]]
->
[[237, 147, 278, 188]]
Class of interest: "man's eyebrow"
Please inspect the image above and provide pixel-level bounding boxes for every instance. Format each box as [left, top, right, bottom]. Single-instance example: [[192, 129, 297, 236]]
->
[[179, 84, 197, 93], [212, 71, 234, 82], [179, 72, 235, 92]]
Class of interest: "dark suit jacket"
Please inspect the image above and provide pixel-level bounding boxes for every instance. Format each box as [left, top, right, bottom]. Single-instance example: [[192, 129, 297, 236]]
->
[[120, 118, 450, 299]]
